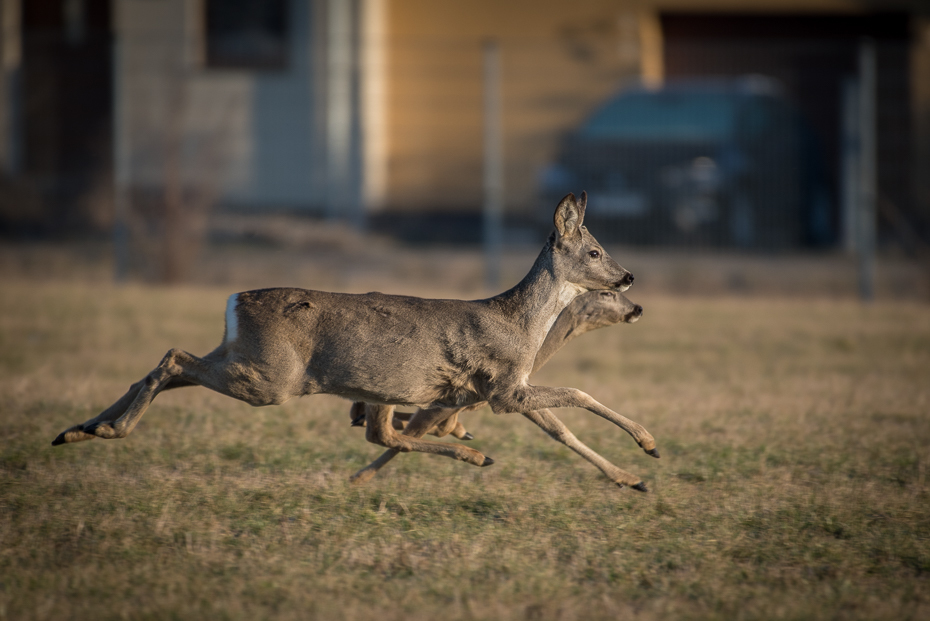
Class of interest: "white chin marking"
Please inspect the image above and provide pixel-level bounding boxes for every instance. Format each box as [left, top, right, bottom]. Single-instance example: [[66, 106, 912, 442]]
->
[[619, 284, 631, 292], [626, 315, 641, 324], [225, 294, 239, 343]]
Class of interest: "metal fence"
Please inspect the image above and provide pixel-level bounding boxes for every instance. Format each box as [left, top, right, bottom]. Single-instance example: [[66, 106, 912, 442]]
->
[[383, 25, 921, 257], [4, 4, 928, 275]]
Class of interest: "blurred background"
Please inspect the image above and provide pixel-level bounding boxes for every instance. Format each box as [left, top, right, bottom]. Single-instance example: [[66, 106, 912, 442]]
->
[[0, 0, 929, 298]]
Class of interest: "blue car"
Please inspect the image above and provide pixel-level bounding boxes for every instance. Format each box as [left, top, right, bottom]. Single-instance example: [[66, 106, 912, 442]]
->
[[540, 78, 834, 248]]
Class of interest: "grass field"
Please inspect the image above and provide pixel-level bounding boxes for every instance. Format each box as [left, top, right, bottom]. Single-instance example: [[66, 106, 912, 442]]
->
[[1, 272, 929, 620]]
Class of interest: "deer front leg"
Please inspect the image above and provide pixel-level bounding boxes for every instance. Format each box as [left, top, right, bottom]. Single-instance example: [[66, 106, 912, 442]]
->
[[493, 386, 659, 457], [521, 409, 647, 491], [351, 406, 468, 484]]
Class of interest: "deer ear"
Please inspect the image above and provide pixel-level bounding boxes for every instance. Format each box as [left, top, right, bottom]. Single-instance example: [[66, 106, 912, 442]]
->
[[554, 192, 584, 241]]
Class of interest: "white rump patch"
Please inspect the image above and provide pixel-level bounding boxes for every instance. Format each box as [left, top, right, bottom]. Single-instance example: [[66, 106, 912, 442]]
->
[[225, 294, 239, 343]]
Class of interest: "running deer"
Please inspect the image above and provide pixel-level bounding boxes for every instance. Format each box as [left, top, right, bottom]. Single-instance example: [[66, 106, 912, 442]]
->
[[51, 193, 659, 489], [349, 289, 645, 486]]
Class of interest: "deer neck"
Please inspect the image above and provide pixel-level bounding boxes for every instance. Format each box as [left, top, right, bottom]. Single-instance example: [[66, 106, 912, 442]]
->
[[490, 244, 584, 347]]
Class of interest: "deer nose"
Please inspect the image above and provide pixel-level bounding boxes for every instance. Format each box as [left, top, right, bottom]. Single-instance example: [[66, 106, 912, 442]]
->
[[615, 273, 634, 288], [632, 304, 643, 317]]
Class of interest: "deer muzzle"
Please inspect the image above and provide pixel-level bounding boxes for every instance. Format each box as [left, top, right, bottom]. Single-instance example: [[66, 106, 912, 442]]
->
[[614, 273, 634, 290], [624, 304, 643, 324]]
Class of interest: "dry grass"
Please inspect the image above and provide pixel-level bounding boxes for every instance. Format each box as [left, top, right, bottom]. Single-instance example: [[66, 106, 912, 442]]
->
[[1, 245, 929, 620]]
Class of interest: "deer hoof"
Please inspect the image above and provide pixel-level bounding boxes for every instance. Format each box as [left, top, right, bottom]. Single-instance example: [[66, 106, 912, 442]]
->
[[645, 448, 660, 458], [52, 427, 96, 445], [631, 482, 649, 492], [83, 422, 118, 439], [481, 456, 495, 467], [462, 432, 475, 441], [350, 415, 366, 427]]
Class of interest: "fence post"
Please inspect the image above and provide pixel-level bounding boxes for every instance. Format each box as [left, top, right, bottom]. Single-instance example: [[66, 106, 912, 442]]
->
[[841, 78, 859, 254], [112, 30, 130, 284], [483, 39, 503, 290], [326, 0, 354, 223], [857, 39, 877, 302]]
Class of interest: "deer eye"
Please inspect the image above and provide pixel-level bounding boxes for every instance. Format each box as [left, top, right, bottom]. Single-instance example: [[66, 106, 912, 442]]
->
[[588, 250, 601, 259]]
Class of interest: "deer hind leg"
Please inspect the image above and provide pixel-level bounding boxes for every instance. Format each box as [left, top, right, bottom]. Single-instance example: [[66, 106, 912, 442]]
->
[[55, 349, 201, 442], [52, 380, 146, 445], [352, 406, 480, 484], [521, 409, 647, 491], [392, 410, 470, 438], [52, 376, 196, 446], [349, 403, 474, 440], [363, 404, 490, 466], [53, 347, 268, 445], [428, 410, 461, 438], [350, 404, 409, 431], [448, 420, 474, 440], [444, 403, 483, 440]]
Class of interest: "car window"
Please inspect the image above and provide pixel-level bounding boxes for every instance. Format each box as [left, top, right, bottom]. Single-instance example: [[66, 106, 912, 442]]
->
[[736, 98, 784, 139], [579, 92, 737, 141]]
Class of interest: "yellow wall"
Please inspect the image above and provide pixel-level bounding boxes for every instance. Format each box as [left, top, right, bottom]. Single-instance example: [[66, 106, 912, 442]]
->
[[383, 0, 880, 213], [387, 0, 648, 212]]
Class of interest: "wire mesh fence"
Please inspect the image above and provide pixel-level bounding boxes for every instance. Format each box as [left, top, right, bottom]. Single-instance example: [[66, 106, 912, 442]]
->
[[4, 3, 929, 283], [387, 29, 917, 252]]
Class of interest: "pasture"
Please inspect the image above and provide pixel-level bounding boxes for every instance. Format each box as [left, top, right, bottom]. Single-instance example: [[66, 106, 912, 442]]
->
[[1, 249, 929, 620]]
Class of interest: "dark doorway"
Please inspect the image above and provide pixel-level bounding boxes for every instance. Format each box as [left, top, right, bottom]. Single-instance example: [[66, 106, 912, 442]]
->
[[661, 13, 912, 245], [22, 0, 112, 232]]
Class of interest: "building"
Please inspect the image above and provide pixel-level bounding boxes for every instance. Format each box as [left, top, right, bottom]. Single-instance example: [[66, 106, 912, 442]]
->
[[1, 0, 928, 247]]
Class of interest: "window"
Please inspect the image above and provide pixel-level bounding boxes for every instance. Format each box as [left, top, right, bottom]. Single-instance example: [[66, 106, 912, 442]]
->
[[205, 0, 288, 69]]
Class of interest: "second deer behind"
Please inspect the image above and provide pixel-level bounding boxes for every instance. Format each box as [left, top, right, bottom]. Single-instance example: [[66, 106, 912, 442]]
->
[[52, 192, 660, 491]]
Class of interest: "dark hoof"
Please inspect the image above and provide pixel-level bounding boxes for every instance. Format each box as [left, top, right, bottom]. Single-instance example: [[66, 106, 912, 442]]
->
[[645, 448, 660, 458], [631, 482, 648, 492], [462, 432, 475, 441], [481, 456, 495, 467], [350, 415, 366, 427], [51, 433, 66, 446]]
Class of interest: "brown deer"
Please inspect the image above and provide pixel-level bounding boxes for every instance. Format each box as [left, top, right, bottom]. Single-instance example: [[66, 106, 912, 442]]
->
[[52, 193, 659, 489], [349, 289, 646, 486], [350, 289, 643, 436]]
